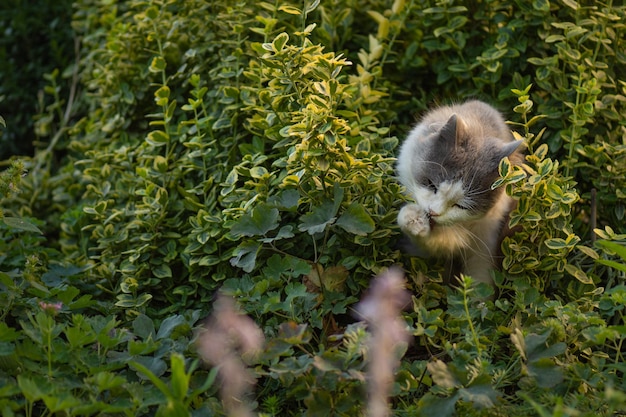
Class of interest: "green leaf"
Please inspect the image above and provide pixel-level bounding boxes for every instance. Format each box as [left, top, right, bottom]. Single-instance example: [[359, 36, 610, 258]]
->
[[250, 166, 269, 179], [18, 375, 46, 402], [336, 202, 375, 236], [150, 56, 167, 73], [596, 259, 626, 274], [418, 392, 459, 417], [272, 32, 290, 51], [577, 245, 599, 260], [169, 353, 190, 400], [298, 184, 343, 235], [528, 358, 563, 388], [564, 263, 593, 284], [2, 217, 42, 234], [231, 241, 261, 272], [133, 314, 156, 340], [298, 201, 337, 235], [459, 382, 499, 408], [156, 315, 186, 340], [153, 263, 172, 279], [231, 204, 280, 237], [278, 5, 301, 15], [596, 240, 626, 261], [260, 225, 294, 243], [532, 0, 550, 12], [130, 360, 171, 397], [267, 189, 300, 211], [147, 130, 169, 146], [544, 238, 568, 250]]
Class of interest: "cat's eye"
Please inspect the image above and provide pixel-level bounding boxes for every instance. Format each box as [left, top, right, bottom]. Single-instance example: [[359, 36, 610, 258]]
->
[[423, 178, 437, 192]]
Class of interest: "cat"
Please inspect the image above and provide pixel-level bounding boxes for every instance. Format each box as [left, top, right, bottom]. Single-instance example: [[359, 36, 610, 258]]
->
[[396, 100, 524, 285]]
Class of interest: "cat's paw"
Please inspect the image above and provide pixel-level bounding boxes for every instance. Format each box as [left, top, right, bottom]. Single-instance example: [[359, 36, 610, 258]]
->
[[398, 204, 430, 237]]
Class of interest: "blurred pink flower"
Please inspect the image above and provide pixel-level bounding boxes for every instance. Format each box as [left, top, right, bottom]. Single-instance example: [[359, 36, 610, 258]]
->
[[197, 294, 264, 417], [38, 301, 63, 315], [356, 267, 412, 417]]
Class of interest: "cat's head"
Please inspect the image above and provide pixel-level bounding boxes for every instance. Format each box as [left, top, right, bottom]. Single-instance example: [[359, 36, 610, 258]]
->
[[399, 113, 522, 226]]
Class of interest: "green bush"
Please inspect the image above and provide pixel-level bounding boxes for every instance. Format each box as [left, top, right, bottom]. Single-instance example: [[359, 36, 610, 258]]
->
[[0, 0, 75, 159], [1, 0, 626, 415]]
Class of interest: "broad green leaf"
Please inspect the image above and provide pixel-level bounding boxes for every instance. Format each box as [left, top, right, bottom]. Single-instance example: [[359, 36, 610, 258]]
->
[[133, 314, 156, 340], [268, 189, 300, 211], [230, 241, 261, 272], [528, 358, 563, 388], [231, 204, 279, 237], [0, 322, 20, 342], [418, 392, 459, 417], [298, 201, 337, 235], [156, 315, 186, 340], [153, 263, 172, 279], [336, 202, 375, 236], [459, 381, 498, 408], [43, 393, 81, 413], [260, 225, 294, 243], [298, 184, 343, 235], [91, 371, 127, 392], [18, 375, 45, 402], [2, 216, 42, 234]]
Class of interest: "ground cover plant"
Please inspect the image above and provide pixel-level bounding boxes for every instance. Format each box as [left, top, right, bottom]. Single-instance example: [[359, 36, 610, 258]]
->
[[1, 0, 626, 415]]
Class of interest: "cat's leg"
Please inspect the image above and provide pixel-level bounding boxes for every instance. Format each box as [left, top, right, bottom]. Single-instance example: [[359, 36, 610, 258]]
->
[[398, 204, 430, 238]]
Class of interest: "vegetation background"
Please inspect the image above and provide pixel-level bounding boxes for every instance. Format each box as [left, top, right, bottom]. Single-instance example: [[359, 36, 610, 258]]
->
[[1, 0, 625, 416]]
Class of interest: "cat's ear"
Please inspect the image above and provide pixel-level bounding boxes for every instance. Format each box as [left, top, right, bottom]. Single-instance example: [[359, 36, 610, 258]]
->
[[499, 140, 524, 159], [440, 114, 467, 148]]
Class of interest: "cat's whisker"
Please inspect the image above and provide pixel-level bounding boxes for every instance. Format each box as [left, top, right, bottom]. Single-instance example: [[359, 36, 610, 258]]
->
[[418, 160, 449, 176]]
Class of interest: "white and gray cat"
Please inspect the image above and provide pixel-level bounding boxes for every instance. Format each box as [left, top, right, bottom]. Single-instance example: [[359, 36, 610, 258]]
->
[[397, 100, 523, 285]]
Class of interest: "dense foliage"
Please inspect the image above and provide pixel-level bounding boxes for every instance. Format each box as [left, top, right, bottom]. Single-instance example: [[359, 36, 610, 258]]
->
[[0, 0, 75, 159], [1, 0, 626, 415]]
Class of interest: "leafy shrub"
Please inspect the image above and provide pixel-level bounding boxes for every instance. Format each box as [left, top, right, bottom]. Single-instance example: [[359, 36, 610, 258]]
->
[[0, 0, 75, 159], [1, 0, 626, 416]]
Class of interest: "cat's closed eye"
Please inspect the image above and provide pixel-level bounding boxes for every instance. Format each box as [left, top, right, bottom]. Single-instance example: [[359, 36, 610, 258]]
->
[[423, 178, 438, 192]]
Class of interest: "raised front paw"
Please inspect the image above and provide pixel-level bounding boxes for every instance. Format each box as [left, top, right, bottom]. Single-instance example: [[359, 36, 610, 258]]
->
[[398, 204, 430, 238]]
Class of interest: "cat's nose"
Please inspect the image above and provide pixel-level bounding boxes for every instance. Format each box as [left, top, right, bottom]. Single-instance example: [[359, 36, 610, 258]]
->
[[428, 210, 440, 218]]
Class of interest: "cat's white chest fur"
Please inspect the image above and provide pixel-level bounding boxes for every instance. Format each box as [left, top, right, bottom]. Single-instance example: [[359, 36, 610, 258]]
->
[[397, 100, 522, 284]]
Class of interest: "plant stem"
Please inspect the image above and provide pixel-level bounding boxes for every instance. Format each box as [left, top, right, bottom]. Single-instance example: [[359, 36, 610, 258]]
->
[[462, 278, 482, 357]]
